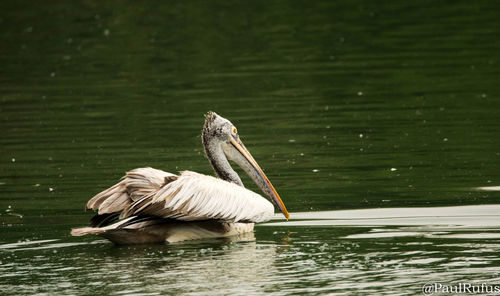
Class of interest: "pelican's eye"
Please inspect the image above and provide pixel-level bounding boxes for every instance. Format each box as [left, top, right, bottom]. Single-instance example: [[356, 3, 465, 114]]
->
[[231, 126, 238, 138]]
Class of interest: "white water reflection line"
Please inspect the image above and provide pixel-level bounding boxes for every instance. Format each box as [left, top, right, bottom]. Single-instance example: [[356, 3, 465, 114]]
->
[[264, 204, 500, 239], [0, 239, 107, 252], [474, 186, 500, 191], [0, 239, 59, 250]]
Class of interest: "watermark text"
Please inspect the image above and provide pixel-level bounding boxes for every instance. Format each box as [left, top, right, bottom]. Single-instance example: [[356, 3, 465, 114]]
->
[[422, 283, 500, 295]]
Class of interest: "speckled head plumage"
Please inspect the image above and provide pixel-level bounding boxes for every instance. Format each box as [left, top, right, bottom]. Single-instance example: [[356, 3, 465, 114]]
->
[[202, 111, 234, 144]]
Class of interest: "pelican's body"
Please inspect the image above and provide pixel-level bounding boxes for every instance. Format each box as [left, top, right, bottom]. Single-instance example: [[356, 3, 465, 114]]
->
[[71, 112, 289, 244]]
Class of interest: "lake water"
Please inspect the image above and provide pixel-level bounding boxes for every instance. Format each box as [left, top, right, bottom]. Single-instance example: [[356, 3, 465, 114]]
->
[[1, 1, 499, 295]]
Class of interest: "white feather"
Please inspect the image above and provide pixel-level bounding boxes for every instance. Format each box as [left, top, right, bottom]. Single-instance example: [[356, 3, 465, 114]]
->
[[128, 171, 274, 223]]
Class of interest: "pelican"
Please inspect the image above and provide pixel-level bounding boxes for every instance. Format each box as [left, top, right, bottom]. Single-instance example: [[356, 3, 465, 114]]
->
[[71, 112, 289, 244]]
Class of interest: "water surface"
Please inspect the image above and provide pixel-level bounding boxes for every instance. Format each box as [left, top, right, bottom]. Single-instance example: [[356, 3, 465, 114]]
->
[[1, 1, 499, 295]]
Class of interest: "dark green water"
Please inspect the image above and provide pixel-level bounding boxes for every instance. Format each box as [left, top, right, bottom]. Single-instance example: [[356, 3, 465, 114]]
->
[[1, 1, 500, 295]]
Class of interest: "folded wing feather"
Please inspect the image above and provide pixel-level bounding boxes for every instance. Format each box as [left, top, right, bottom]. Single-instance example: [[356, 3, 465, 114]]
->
[[86, 167, 177, 214], [123, 171, 274, 223], [86, 168, 274, 223]]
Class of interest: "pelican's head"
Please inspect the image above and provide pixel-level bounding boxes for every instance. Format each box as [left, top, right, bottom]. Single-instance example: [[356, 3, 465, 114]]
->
[[202, 112, 289, 219]]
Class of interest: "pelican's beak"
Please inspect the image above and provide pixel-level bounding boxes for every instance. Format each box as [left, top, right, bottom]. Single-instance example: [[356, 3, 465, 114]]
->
[[229, 137, 290, 220]]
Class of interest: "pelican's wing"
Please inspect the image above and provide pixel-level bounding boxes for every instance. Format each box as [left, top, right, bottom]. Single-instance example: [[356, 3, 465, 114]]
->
[[86, 167, 178, 215], [123, 171, 275, 223]]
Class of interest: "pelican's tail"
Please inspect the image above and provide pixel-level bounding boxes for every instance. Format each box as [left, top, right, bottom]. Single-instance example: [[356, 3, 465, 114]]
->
[[70, 216, 172, 244], [70, 215, 141, 237], [71, 226, 106, 236]]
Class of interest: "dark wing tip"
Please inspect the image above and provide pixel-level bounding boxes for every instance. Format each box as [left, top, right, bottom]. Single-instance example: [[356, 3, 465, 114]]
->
[[90, 213, 120, 227], [164, 175, 179, 185]]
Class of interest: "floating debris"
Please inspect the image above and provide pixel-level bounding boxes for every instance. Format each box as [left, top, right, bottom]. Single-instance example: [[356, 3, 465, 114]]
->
[[8, 212, 23, 218], [318, 243, 328, 252], [312, 169, 319, 173], [390, 168, 397, 172], [5, 206, 22, 218]]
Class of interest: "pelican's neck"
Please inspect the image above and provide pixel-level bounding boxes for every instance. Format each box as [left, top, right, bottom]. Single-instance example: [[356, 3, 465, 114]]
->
[[203, 136, 243, 186]]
